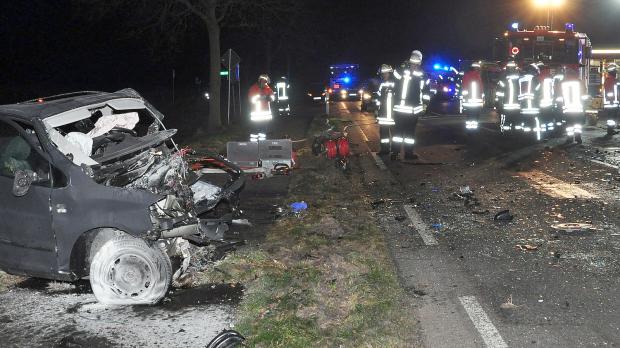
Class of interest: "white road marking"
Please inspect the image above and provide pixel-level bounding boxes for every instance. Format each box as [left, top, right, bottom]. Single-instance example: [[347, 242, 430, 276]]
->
[[458, 296, 508, 348], [339, 102, 351, 114], [371, 152, 387, 170], [590, 159, 619, 170], [518, 170, 598, 199], [403, 204, 438, 246]]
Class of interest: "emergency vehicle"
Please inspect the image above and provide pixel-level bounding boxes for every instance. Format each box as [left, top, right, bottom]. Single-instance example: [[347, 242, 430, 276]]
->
[[327, 64, 361, 101]]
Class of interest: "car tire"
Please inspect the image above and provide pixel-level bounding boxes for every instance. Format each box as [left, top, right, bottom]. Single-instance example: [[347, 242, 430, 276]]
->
[[89, 235, 172, 305]]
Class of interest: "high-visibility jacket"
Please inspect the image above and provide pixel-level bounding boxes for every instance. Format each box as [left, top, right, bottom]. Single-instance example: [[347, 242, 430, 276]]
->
[[461, 70, 484, 109], [377, 79, 396, 125], [518, 73, 540, 115], [248, 83, 275, 122], [393, 66, 428, 115], [496, 73, 520, 112], [604, 73, 619, 109], [538, 68, 555, 109]]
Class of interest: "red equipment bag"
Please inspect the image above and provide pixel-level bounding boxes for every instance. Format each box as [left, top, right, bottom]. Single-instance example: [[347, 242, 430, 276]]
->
[[337, 137, 350, 158], [325, 139, 338, 159]]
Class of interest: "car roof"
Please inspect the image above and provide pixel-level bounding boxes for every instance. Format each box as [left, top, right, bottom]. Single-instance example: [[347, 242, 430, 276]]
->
[[0, 89, 143, 121]]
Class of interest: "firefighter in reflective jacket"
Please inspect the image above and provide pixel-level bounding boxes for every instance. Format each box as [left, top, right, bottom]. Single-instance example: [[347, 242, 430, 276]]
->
[[603, 63, 619, 136], [376, 64, 396, 154], [275, 77, 291, 117], [248, 74, 275, 142], [461, 61, 484, 131], [496, 61, 521, 132], [537, 62, 557, 136], [518, 63, 544, 140], [556, 66, 588, 144], [392, 50, 429, 160]]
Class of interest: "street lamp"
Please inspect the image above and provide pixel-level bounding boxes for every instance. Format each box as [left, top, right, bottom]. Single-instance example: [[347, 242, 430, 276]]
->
[[533, 0, 565, 29]]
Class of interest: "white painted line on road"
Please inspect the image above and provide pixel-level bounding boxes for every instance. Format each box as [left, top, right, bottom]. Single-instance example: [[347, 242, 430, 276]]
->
[[458, 296, 508, 348], [590, 159, 619, 170], [403, 204, 438, 246], [339, 102, 351, 114], [371, 152, 387, 171]]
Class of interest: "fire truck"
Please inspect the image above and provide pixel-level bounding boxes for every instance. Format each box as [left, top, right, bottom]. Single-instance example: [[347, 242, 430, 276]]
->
[[327, 64, 361, 101], [492, 23, 593, 142]]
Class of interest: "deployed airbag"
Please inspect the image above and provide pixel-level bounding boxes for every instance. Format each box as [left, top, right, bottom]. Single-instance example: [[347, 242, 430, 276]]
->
[[88, 112, 140, 138]]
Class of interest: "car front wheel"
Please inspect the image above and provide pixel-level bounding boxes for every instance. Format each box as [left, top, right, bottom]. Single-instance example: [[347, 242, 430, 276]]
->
[[89, 235, 172, 305]]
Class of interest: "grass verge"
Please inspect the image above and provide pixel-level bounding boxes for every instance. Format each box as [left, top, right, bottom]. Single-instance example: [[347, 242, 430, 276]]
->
[[195, 120, 417, 347]]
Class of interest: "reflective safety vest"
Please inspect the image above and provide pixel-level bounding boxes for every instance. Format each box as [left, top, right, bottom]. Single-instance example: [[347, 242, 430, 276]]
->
[[559, 77, 587, 114], [393, 68, 427, 115], [497, 74, 520, 111], [461, 70, 484, 109], [377, 80, 396, 125], [248, 83, 275, 122], [603, 74, 619, 109], [518, 74, 540, 115], [276, 81, 289, 102]]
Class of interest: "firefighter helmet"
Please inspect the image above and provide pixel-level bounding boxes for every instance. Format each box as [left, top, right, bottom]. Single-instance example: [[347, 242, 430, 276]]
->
[[471, 61, 481, 69], [410, 50, 423, 64], [379, 64, 394, 74], [607, 63, 618, 73], [258, 74, 270, 84]]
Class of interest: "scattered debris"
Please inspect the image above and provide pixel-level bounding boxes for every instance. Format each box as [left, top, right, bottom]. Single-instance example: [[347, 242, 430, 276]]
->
[[370, 199, 386, 209], [494, 210, 514, 222], [551, 223, 595, 235], [431, 223, 443, 230], [206, 330, 245, 348], [395, 216, 407, 222], [499, 295, 520, 310], [516, 244, 538, 252], [459, 186, 473, 197], [289, 201, 308, 213]]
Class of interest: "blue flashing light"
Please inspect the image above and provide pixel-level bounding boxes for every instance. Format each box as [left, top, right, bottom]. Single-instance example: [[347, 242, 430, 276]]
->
[[565, 23, 575, 32], [511, 22, 519, 31], [444, 66, 450, 71], [433, 63, 442, 70], [343, 76, 351, 84]]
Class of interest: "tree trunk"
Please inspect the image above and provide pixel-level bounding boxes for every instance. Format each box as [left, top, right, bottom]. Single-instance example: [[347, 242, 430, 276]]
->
[[205, 12, 222, 131]]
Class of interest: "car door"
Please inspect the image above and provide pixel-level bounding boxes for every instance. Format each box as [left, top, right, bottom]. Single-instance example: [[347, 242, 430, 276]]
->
[[0, 119, 56, 278]]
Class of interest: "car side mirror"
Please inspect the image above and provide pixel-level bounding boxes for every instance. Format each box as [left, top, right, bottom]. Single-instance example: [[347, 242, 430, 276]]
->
[[13, 169, 35, 197]]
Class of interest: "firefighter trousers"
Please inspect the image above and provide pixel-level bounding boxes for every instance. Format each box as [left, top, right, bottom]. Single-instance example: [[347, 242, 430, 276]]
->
[[391, 112, 419, 156], [379, 125, 392, 154]]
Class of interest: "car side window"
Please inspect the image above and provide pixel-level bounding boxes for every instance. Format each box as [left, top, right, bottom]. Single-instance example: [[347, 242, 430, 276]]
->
[[0, 121, 50, 184]]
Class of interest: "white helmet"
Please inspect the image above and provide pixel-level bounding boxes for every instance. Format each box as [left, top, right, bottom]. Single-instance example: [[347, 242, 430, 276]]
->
[[380, 64, 394, 74], [410, 50, 423, 64], [608, 63, 618, 73], [471, 61, 481, 69], [258, 74, 270, 84]]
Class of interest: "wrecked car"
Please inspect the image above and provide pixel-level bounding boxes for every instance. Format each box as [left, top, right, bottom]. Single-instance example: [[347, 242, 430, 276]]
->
[[0, 89, 244, 305]]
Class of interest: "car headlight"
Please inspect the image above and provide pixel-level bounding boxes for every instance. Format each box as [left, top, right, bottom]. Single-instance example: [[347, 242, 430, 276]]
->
[[363, 93, 371, 100]]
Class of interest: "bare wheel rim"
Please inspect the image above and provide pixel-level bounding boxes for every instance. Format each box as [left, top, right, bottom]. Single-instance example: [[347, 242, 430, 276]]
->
[[105, 253, 156, 299]]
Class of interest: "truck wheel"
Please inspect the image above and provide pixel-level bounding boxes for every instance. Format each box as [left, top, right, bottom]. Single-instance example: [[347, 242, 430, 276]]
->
[[90, 235, 172, 305]]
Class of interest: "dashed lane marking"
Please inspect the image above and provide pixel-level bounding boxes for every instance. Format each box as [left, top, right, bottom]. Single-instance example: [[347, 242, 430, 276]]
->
[[518, 170, 598, 199], [370, 152, 387, 170], [459, 296, 508, 348], [403, 204, 438, 246]]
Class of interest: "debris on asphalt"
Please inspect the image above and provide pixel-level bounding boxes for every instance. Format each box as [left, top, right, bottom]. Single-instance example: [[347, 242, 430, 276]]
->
[[499, 295, 520, 310], [289, 201, 309, 213], [551, 223, 595, 235], [371, 199, 386, 209], [395, 216, 407, 222], [206, 330, 245, 348], [459, 186, 473, 197], [494, 210, 514, 222], [431, 223, 443, 230], [516, 244, 538, 252]]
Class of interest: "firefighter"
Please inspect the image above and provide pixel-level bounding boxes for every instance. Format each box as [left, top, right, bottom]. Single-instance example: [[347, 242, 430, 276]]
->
[[248, 74, 275, 142], [275, 77, 291, 117], [496, 61, 521, 132], [392, 50, 429, 160], [557, 66, 588, 144], [461, 61, 484, 131], [603, 63, 619, 136], [518, 63, 543, 140], [376, 64, 396, 155], [537, 61, 557, 136]]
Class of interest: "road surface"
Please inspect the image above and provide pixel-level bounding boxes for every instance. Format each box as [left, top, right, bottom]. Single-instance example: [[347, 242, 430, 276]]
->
[[334, 100, 620, 347]]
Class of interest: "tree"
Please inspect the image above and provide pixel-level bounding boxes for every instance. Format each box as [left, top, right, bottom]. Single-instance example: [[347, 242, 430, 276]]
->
[[79, 0, 301, 131]]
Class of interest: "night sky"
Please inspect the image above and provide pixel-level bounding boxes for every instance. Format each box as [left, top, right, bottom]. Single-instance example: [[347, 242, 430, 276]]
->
[[2, 0, 620, 103]]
